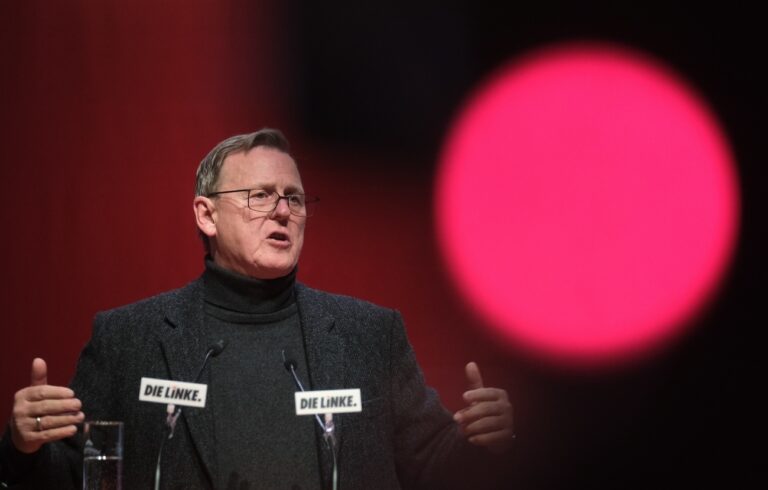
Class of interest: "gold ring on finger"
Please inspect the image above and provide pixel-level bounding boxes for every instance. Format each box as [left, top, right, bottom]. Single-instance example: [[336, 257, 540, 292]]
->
[[35, 416, 42, 431]]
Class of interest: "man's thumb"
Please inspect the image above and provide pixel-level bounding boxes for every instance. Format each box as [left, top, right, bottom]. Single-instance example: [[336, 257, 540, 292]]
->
[[30, 358, 47, 386], [465, 361, 484, 390]]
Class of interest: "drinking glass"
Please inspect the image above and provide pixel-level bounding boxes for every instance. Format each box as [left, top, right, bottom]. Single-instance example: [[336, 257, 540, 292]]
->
[[82, 421, 123, 490]]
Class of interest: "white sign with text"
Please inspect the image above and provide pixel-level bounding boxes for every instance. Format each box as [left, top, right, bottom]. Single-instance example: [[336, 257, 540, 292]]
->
[[295, 389, 362, 415], [139, 377, 208, 408]]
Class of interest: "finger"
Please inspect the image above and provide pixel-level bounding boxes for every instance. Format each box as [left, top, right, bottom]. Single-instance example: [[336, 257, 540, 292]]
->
[[28, 397, 83, 416], [465, 361, 484, 391], [461, 413, 511, 437], [30, 412, 85, 432], [14, 393, 80, 425], [468, 429, 515, 447], [463, 387, 508, 404], [31, 358, 47, 386], [19, 386, 76, 402], [454, 399, 508, 424], [25, 425, 79, 445]]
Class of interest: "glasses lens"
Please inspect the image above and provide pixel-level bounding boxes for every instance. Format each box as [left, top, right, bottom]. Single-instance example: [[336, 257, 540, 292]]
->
[[248, 190, 278, 212]]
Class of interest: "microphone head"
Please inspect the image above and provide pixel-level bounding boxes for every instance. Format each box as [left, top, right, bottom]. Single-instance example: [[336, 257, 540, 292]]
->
[[211, 339, 227, 357], [281, 349, 297, 371], [284, 358, 298, 371]]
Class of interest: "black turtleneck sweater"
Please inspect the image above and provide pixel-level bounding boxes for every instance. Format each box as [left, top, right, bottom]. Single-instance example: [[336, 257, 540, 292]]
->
[[202, 259, 320, 490]]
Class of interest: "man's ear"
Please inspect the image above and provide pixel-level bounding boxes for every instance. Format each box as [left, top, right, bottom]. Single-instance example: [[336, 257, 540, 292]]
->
[[193, 196, 217, 238]]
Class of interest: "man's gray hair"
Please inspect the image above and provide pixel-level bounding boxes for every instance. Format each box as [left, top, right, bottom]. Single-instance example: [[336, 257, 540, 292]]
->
[[195, 128, 291, 197], [195, 128, 291, 252]]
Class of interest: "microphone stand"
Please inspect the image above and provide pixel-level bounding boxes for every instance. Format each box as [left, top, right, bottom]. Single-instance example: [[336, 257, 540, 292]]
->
[[154, 404, 180, 490], [323, 413, 338, 490], [283, 350, 339, 490]]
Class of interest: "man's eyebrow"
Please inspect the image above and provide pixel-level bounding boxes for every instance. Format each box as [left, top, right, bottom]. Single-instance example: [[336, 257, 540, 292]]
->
[[246, 183, 305, 193]]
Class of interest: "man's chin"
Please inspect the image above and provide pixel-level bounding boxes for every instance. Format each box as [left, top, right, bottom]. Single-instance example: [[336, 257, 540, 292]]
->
[[249, 261, 297, 280]]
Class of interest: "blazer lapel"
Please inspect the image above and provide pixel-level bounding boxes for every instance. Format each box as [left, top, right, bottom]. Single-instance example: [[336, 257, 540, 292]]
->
[[296, 284, 346, 479], [159, 280, 218, 488]]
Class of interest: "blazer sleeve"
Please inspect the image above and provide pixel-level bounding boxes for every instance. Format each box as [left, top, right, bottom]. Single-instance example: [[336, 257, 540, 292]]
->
[[388, 309, 509, 490]]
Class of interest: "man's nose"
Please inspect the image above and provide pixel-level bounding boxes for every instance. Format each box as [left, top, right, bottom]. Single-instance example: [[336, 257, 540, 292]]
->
[[271, 196, 292, 218]]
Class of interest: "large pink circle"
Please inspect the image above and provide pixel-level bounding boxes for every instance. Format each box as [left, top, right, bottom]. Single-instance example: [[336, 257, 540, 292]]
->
[[436, 43, 739, 365]]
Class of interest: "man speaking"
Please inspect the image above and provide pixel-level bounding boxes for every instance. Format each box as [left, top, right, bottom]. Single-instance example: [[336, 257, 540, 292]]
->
[[1, 129, 514, 489]]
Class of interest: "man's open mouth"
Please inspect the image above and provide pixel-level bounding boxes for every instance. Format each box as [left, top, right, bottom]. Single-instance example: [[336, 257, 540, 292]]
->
[[268, 231, 289, 242]]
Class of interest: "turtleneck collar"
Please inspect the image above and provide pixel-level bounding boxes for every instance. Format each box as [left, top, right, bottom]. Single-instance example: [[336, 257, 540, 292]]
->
[[202, 257, 297, 314]]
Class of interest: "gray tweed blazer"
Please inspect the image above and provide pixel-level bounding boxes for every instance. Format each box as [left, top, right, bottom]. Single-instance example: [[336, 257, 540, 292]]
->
[[3, 279, 497, 489]]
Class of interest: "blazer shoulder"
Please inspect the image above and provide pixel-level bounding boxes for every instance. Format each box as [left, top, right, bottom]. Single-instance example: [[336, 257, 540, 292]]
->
[[296, 282, 399, 324], [94, 278, 202, 325]]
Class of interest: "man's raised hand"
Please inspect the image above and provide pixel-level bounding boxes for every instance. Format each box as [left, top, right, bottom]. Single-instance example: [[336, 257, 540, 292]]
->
[[10, 358, 84, 453], [453, 361, 514, 453]]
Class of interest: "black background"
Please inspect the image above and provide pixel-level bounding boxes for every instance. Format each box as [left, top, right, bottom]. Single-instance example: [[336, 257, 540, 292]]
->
[[289, 2, 763, 487]]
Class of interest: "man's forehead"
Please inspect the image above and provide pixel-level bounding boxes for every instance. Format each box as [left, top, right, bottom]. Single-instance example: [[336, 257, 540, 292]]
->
[[219, 147, 301, 184]]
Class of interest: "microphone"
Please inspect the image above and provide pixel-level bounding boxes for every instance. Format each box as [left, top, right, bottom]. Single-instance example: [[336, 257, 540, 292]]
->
[[193, 339, 227, 383], [167, 339, 227, 435], [154, 340, 226, 490], [282, 350, 324, 431], [283, 357, 298, 372], [282, 350, 338, 490]]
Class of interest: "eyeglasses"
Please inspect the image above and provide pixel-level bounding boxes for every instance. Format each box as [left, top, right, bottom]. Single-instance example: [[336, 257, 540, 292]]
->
[[206, 188, 319, 217]]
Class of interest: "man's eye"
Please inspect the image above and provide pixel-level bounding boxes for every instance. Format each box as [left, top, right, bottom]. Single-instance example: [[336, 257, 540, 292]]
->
[[251, 191, 271, 200], [288, 195, 305, 206]]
